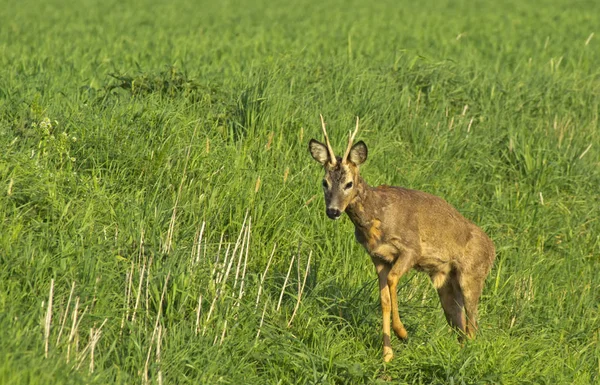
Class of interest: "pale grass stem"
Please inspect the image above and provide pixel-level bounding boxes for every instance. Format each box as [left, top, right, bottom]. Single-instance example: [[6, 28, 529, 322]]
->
[[288, 251, 312, 327], [144, 272, 170, 385], [145, 255, 154, 328], [237, 218, 252, 303], [44, 279, 55, 358], [212, 233, 225, 284], [66, 298, 81, 363], [256, 244, 277, 309], [277, 254, 296, 312], [219, 319, 228, 346], [131, 258, 147, 324], [193, 221, 206, 265], [233, 222, 250, 291], [203, 244, 230, 334], [91, 276, 100, 313], [296, 246, 301, 299], [579, 143, 592, 159], [219, 212, 248, 293], [255, 176, 261, 193], [304, 194, 317, 206], [74, 318, 107, 371], [283, 167, 289, 183], [448, 116, 455, 131], [157, 325, 164, 385], [137, 227, 145, 265], [120, 263, 134, 334], [163, 124, 198, 254], [256, 303, 268, 342], [56, 281, 75, 346], [467, 117, 474, 133], [585, 32, 594, 46], [195, 294, 203, 335]]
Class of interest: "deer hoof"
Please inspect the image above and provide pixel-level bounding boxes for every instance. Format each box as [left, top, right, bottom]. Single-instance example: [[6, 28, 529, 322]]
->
[[383, 348, 394, 362], [393, 326, 408, 340]]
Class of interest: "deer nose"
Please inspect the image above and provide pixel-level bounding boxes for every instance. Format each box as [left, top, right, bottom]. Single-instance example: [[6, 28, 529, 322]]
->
[[326, 208, 342, 220]]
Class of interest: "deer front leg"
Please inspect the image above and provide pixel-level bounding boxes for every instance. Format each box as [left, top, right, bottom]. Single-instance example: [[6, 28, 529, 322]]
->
[[373, 261, 394, 362], [387, 254, 414, 341]]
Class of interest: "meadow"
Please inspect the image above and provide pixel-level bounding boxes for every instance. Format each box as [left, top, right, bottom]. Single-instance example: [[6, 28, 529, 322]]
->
[[1, 0, 599, 383]]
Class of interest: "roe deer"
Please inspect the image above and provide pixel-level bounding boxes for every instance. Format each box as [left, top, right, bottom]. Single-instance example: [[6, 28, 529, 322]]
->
[[308, 115, 495, 362]]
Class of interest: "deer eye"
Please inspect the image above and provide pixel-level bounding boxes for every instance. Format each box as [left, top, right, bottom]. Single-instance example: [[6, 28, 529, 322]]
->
[[322, 180, 329, 188], [344, 181, 353, 190]]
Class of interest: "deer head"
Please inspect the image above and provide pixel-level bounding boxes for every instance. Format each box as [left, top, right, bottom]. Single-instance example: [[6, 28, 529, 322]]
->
[[309, 115, 368, 220]]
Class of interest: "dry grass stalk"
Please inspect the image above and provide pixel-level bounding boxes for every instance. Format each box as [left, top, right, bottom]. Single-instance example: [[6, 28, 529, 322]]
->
[[237, 217, 252, 303], [75, 318, 107, 371], [277, 254, 296, 312], [120, 263, 134, 334], [66, 297, 80, 363], [56, 281, 76, 346], [195, 294, 203, 335], [203, 245, 231, 335], [579, 143, 592, 159], [219, 213, 248, 292], [219, 319, 228, 346], [44, 279, 54, 358], [585, 32, 594, 46], [157, 325, 163, 385], [145, 255, 154, 328], [211, 232, 225, 282], [467, 117, 474, 133], [282, 166, 290, 184], [288, 251, 312, 327], [255, 244, 277, 309], [254, 176, 261, 193], [91, 276, 100, 313], [144, 272, 171, 385], [131, 258, 147, 324], [163, 125, 198, 254], [256, 303, 268, 342], [304, 194, 317, 206], [233, 222, 250, 291], [194, 221, 206, 265], [215, 242, 230, 286]]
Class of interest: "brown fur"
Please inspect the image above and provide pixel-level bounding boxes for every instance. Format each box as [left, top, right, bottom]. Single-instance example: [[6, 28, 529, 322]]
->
[[309, 135, 495, 362]]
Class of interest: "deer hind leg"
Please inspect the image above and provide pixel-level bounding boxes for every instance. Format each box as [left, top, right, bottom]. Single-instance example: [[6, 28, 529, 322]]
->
[[374, 262, 394, 362], [436, 270, 466, 336]]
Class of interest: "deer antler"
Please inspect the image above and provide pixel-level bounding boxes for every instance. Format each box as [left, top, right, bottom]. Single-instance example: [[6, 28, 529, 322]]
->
[[320, 114, 337, 166], [342, 116, 360, 164]]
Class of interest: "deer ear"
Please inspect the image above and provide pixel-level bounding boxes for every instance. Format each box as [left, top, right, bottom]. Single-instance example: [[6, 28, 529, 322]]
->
[[309, 139, 330, 165], [348, 141, 367, 165]]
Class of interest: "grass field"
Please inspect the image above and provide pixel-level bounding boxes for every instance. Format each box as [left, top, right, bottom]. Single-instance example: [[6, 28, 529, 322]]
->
[[1, 0, 599, 383]]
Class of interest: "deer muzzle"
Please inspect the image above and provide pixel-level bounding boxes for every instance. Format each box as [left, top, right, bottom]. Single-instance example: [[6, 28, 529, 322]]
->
[[326, 207, 342, 220]]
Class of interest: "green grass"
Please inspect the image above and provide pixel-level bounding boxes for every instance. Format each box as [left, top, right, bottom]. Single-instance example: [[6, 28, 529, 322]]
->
[[1, 0, 599, 383]]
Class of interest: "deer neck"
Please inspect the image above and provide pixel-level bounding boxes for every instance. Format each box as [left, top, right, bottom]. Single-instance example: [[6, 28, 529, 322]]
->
[[345, 177, 375, 229]]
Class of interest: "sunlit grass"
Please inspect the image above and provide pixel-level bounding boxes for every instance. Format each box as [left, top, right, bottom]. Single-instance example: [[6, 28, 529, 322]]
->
[[0, 0, 599, 383]]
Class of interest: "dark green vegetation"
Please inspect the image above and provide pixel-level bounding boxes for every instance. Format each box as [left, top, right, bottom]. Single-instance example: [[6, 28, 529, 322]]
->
[[1, 0, 599, 383]]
